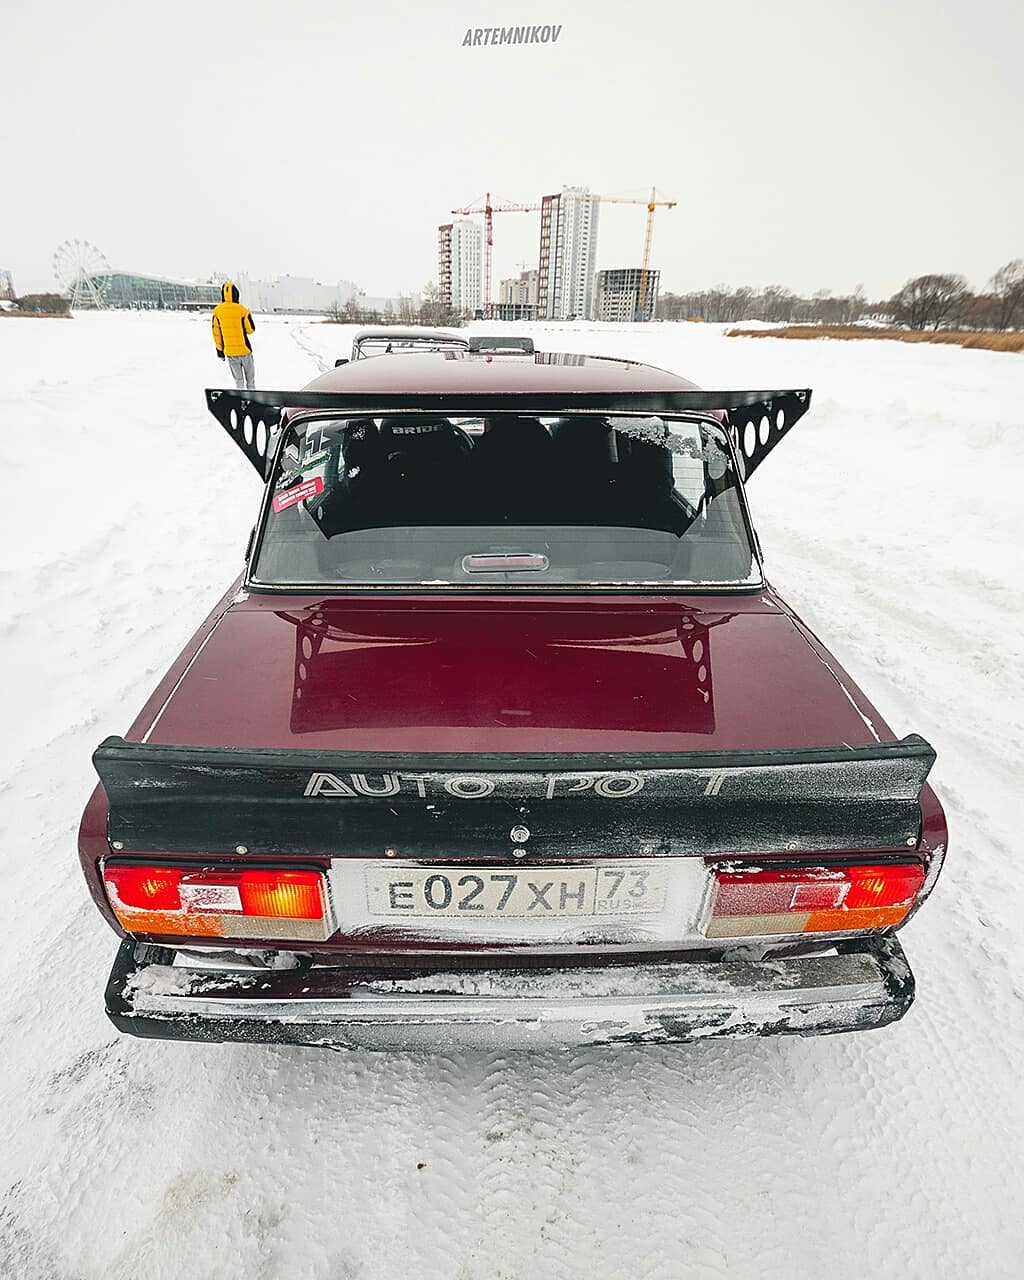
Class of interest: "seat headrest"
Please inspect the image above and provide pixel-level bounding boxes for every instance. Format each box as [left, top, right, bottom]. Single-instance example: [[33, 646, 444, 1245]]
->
[[550, 418, 616, 463], [481, 415, 552, 444]]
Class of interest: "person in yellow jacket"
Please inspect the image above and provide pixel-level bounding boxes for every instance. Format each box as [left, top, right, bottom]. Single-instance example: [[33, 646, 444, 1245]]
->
[[212, 282, 256, 389]]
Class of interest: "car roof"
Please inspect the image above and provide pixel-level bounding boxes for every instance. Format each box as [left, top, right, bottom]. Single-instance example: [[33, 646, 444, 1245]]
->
[[304, 351, 702, 395]]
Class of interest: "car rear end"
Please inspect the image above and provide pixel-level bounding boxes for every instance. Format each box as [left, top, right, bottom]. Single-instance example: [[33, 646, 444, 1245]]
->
[[82, 737, 945, 1049], [81, 359, 946, 1048]]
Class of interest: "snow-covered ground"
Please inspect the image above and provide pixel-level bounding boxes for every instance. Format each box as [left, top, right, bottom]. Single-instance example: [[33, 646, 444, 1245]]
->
[[1, 312, 1021, 1278]]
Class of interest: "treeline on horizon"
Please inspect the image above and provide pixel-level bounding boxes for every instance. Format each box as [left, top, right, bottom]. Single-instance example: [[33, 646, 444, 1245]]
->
[[656, 260, 1024, 332], [1, 292, 71, 315], [326, 283, 464, 329]]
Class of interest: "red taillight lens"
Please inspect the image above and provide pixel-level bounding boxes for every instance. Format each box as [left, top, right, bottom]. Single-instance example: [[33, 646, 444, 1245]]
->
[[844, 864, 923, 909], [103, 863, 331, 941], [104, 865, 183, 912], [705, 862, 924, 939]]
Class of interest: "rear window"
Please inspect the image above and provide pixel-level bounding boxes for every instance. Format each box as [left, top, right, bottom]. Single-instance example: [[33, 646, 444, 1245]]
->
[[252, 413, 758, 589]]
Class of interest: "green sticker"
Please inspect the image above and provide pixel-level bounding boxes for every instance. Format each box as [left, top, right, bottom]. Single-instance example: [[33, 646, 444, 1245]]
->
[[300, 450, 329, 473]]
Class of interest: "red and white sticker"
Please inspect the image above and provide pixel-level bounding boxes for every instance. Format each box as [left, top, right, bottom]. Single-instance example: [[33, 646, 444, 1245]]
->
[[273, 475, 324, 513]]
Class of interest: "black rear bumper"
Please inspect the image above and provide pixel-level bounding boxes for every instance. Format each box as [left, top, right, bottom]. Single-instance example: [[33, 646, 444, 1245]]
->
[[105, 935, 915, 1050]]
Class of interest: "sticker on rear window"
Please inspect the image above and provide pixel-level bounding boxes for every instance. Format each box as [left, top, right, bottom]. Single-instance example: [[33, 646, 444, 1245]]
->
[[273, 475, 324, 513], [299, 449, 329, 474]]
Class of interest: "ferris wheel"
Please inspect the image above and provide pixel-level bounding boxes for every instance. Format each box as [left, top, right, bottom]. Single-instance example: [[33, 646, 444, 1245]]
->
[[52, 239, 111, 309]]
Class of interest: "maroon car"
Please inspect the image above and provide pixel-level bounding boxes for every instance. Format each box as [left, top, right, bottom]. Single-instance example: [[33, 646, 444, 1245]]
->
[[79, 349, 946, 1048]]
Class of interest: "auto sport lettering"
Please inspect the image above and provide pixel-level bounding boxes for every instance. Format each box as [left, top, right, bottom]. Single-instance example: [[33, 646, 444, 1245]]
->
[[462, 24, 563, 47], [302, 770, 745, 800], [273, 475, 324, 513], [304, 771, 650, 800]]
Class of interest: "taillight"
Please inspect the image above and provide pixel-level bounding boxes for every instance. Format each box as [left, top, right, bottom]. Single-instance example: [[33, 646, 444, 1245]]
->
[[103, 863, 333, 942], [704, 862, 924, 939]]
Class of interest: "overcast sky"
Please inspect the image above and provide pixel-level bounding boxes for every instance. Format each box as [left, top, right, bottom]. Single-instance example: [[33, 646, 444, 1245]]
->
[[4, 0, 1022, 299]]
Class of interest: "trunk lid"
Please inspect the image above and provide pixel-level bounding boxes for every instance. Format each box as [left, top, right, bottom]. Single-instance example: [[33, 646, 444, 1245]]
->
[[138, 592, 891, 754]]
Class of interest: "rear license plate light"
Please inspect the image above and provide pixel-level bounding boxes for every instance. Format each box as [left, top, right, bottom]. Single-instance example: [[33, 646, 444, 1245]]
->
[[704, 862, 924, 939], [103, 863, 333, 942]]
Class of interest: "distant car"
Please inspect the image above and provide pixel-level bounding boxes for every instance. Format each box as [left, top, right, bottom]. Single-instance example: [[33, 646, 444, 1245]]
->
[[344, 327, 468, 364], [81, 350, 946, 1049]]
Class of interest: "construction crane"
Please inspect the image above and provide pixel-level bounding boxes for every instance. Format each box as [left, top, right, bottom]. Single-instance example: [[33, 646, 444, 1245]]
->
[[451, 193, 541, 318], [597, 188, 677, 319]]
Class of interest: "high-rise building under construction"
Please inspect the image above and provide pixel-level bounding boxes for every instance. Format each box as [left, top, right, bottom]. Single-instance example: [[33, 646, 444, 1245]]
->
[[438, 219, 483, 317], [536, 187, 600, 320], [595, 267, 661, 322]]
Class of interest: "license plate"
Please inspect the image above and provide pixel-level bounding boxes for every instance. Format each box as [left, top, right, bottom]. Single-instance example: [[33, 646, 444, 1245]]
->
[[365, 862, 669, 919]]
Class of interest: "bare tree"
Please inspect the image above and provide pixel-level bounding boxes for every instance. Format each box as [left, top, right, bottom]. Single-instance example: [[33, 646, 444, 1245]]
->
[[418, 281, 463, 328], [759, 285, 797, 323], [960, 292, 1001, 332], [989, 260, 1024, 331], [418, 282, 443, 327], [889, 274, 972, 330]]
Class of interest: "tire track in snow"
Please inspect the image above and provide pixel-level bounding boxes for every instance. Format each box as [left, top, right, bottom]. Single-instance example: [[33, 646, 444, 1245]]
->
[[461, 1047, 740, 1280], [547, 1048, 716, 1280], [398, 1051, 493, 1280], [465, 1051, 599, 1280]]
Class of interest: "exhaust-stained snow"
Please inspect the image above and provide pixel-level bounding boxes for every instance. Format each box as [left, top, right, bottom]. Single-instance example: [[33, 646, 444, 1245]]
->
[[0, 312, 1021, 1278]]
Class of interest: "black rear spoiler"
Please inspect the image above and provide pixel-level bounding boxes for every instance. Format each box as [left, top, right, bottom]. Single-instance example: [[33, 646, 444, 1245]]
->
[[203, 386, 812, 480], [93, 733, 932, 861]]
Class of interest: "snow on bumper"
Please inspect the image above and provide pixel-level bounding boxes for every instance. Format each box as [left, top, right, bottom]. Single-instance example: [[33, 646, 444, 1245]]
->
[[106, 936, 915, 1050]]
